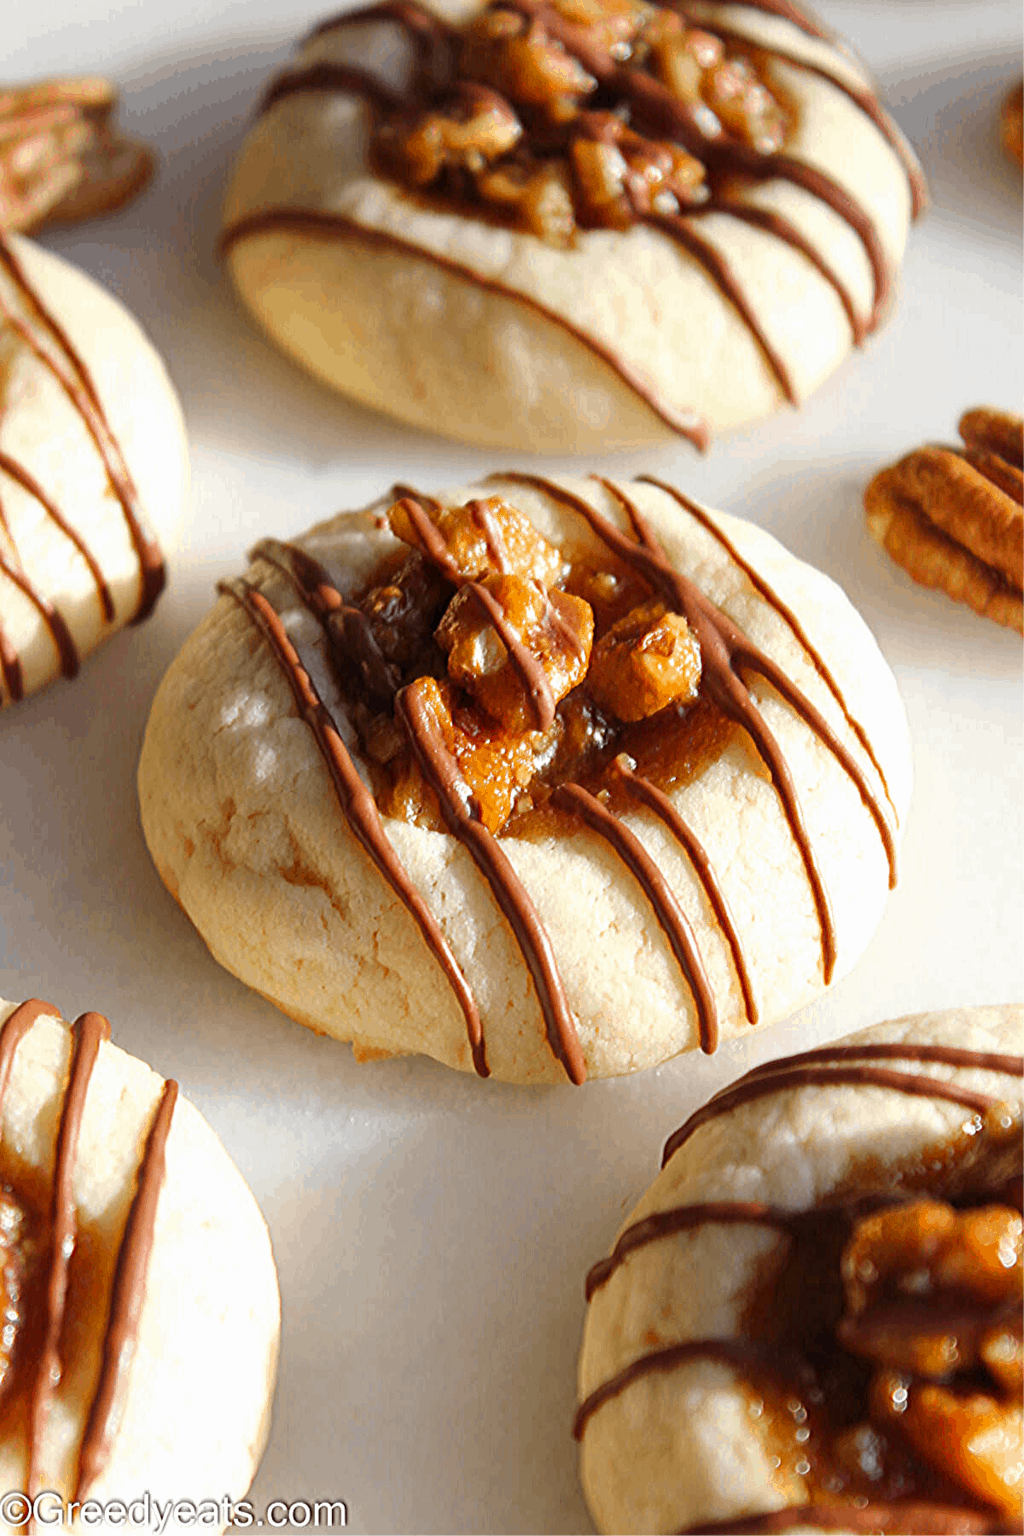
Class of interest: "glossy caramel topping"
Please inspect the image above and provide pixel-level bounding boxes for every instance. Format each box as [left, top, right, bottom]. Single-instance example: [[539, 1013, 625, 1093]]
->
[[231, 478, 896, 1081], [232, 0, 927, 443], [577, 1042, 1024, 1534]]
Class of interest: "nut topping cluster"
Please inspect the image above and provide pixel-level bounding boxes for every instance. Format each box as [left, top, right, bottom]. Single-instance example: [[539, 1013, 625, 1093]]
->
[[373, 0, 789, 244], [0, 77, 153, 233], [833, 1197, 1023, 1522], [865, 408, 1024, 634], [338, 492, 705, 834]]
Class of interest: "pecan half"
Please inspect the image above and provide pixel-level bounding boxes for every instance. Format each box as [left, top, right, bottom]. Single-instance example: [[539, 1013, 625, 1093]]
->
[[0, 76, 153, 232], [865, 408, 1024, 633]]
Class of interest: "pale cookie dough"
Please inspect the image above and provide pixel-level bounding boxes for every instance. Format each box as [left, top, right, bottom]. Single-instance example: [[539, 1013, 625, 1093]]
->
[[0, 996, 279, 1530], [220, 0, 925, 453], [138, 473, 911, 1085], [0, 234, 189, 706], [576, 1006, 1024, 1534]]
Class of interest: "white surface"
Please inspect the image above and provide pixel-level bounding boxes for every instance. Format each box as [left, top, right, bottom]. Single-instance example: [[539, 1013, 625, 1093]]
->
[[1, 2, 1022, 1531]]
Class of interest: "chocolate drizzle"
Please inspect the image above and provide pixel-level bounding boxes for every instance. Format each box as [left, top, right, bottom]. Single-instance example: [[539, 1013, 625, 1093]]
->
[[551, 779, 718, 1052], [576, 1039, 1024, 1531], [28, 1011, 110, 1497], [0, 237, 165, 703], [224, 472, 903, 1080], [498, 473, 898, 988], [220, 573, 488, 1077], [0, 1000, 178, 1495], [75, 1079, 179, 1498], [395, 678, 586, 1083], [228, 0, 926, 441], [661, 1042, 1024, 1166], [216, 207, 710, 448]]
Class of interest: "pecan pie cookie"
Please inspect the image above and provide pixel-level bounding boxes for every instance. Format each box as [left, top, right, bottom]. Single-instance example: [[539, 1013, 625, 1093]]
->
[[0, 997, 279, 1519], [865, 408, 1023, 635], [0, 234, 188, 706], [138, 474, 910, 1084], [576, 1006, 1023, 1534], [219, 0, 926, 453]]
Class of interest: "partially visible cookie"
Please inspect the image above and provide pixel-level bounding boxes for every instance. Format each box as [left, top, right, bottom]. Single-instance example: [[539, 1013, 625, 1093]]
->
[[865, 408, 1023, 634], [576, 1006, 1023, 1534], [0, 234, 189, 705], [139, 472, 911, 1084], [0, 996, 279, 1521], [220, 0, 925, 453]]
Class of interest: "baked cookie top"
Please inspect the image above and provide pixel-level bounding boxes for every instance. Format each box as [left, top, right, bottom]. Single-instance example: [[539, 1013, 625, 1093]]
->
[[139, 474, 911, 1084], [220, 0, 925, 451], [0, 997, 279, 1520], [0, 234, 188, 706], [576, 1006, 1023, 1534]]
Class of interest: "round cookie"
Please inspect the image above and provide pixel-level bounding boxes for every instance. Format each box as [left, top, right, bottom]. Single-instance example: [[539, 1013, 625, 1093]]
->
[[0, 997, 279, 1523], [138, 473, 911, 1085], [575, 1006, 1023, 1534], [0, 234, 189, 706], [220, 0, 925, 453]]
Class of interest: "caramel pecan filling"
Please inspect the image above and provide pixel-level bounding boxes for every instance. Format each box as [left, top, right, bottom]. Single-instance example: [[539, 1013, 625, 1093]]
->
[[337, 493, 721, 835], [372, 0, 790, 244], [743, 1182, 1024, 1528]]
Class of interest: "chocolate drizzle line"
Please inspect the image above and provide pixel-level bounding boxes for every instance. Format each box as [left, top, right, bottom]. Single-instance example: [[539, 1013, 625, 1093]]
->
[[639, 475, 896, 814], [75, 1079, 179, 1499], [216, 208, 709, 448], [220, 575, 488, 1077], [230, 470, 899, 1079], [576, 1040, 1022, 1525], [464, 580, 557, 729], [235, 0, 926, 439], [0, 1001, 178, 1497], [395, 678, 586, 1084], [586, 1199, 793, 1300], [499, 474, 899, 988], [662, 1042, 1024, 1166], [247, 529, 585, 1080], [552, 780, 718, 1052], [611, 755, 758, 1027], [0, 237, 165, 703], [29, 1011, 110, 1495]]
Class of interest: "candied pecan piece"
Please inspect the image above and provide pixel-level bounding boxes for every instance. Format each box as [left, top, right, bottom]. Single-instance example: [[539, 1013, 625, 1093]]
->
[[838, 1297, 989, 1378], [931, 1205, 1023, 1304], [570, 117, 705, 223], [480, 157, 577, 243], [652, 26, 722, 102], [587, 598, 701, 721], [388, 495, 565, 588], [875, 1377, 1024, 1522], [385, 83, 522, 186], [460, 8, 597, 117], [358, 553, 449, 673], [387, 674, 551, 832], [702, 55, 787, 154], [841, 1199, 958, 1317], [436, 573, 593, 732], [1002, 81, 1023, 171], [981, 1316, 1024, 1396]]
